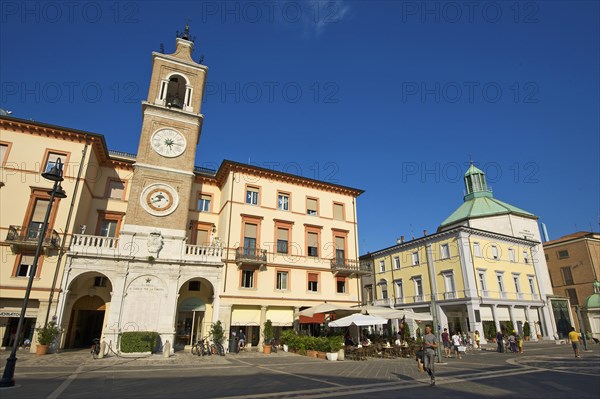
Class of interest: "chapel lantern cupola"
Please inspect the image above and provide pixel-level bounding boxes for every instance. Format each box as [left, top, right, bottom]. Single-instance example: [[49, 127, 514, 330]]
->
[[463, 162, 493, 201]]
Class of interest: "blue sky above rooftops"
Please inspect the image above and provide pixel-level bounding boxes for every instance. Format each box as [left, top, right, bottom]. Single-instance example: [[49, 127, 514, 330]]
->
[[1, 1, 598, 252]]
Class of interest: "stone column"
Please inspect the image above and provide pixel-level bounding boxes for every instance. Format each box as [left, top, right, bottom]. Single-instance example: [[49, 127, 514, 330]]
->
[[491, 304, 500, 333], [103, 271, 129, 349], [525, 306, 537, 342], [259, 305, 267, 349], [508, 305, 517, 333]]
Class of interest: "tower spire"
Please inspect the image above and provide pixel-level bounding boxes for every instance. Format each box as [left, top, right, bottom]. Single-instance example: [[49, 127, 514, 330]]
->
[[176, 20, 196, 42]]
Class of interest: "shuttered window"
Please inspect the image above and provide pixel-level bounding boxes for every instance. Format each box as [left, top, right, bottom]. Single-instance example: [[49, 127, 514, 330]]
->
[[333, 203, 344, 220], [335, 236, 345, 261], [197, 194, 211, 211], [195, 229, 209, 246], [307, 232, 318, 257], [277, 227, 288, 254], [307, 198, 318, 216], [308, 273, 319, 292], [108, 180, 125, 199]]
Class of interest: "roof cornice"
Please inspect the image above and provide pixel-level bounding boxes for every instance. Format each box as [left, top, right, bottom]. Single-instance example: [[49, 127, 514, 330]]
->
[[362, 226, 539, 258], [215, 160, 364, 197]]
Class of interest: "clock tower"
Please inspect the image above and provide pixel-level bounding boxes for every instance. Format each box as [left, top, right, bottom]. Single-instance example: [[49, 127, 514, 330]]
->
[[121, 25, 208, 252]]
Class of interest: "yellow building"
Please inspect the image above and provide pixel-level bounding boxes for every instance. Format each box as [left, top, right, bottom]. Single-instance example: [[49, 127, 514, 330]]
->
[[360, 164, 557, 342], [0, 28, 365, 351]]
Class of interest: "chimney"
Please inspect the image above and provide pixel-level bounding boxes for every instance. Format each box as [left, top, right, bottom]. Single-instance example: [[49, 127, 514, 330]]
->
[[401, 235, 405, 243], [423, 230, 427, 237]]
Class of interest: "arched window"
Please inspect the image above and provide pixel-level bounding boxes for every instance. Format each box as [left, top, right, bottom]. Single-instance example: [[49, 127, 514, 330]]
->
[[164, 74, 187, 109]]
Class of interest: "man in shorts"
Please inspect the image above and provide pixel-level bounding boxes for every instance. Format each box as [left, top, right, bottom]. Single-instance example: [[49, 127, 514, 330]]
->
[[568, 327, 582, 358], [441, 328, 451, 358], [423, 325, 438, 386]]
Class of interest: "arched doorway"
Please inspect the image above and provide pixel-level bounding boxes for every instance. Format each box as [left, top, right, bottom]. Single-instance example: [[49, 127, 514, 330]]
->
[[175, 277, 213, 350], [65, 295, 106, 348]]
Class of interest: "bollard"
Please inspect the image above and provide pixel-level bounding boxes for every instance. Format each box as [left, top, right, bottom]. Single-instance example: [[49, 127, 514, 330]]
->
[[163, 340, 171, 358], [99, 341, 106, 359]]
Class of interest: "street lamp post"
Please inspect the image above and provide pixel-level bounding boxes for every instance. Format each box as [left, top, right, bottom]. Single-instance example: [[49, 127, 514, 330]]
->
[[0, 159, 67, 388]]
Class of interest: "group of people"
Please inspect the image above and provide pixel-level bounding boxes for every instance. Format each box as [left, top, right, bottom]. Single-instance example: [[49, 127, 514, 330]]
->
[[440, 328, 480, 359], [495, 330, 523, 354]]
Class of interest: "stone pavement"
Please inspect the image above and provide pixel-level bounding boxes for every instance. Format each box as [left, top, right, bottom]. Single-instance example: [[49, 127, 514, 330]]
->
[[1, 341, 598, 398]]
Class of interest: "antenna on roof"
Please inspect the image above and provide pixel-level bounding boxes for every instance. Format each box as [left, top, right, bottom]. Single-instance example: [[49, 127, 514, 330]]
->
[[410, 224, 415, 240], [159, 43, 165, 54]]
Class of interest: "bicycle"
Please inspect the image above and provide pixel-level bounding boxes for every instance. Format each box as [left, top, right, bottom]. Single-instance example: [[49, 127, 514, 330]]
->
[[91, 338, 101, 359], [191, 338, 208, 356]]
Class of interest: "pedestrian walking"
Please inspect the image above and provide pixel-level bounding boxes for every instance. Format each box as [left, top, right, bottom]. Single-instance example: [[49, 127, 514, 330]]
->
[[441, 328, 451, 358], [496, 330, 504, 353], [423, 325, 438, 386], [508, 332, 517, 353], [452, 330, 462, 359], [568, 327, 582, 358], [474, 330, 481, 350]]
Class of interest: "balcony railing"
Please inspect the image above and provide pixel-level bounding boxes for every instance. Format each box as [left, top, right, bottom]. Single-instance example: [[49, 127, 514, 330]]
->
[[394, 297, 404, 306], [69, 234, 222, 263], [330, 258, 370, 276], [5, 225, 60, 252], [414, 295, 424, 302], [235, 246, 267, 267], [375, 298, 391, 307], [444, 291, 457, 300]]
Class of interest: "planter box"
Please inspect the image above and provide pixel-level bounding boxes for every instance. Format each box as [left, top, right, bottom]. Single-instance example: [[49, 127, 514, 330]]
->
[[306, 350, 318, 358], [317, 351, 327, 359], [326, 352, 338, 361], [36, 344, 48, 356]]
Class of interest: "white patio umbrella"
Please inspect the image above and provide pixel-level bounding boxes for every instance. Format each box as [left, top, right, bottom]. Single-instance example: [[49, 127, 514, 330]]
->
[[298, 302, 357, 318], [356, 305, 433, 321], [329, 313, 389, 327]]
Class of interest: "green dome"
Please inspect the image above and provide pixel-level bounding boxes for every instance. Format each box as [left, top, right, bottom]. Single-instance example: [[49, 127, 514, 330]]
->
[[583, 281, 600, 309]]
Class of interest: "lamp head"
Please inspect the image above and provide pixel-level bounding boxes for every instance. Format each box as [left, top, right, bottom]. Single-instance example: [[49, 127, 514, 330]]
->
[[42, 158, 64, 182], [49, 182, 68, 199]]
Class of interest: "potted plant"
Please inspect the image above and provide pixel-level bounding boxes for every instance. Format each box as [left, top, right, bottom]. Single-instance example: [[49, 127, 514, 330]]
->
[[262, 319, 274, 354], [523, 322, 531, 341], [210, 320, 225, 349], [326, 336, 343, 361], [36, 321, 60, 355], [280, 329, 295, 352]]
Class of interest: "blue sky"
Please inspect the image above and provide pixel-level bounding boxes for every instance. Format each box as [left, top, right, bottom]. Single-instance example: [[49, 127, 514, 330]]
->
[[1, 1, 599, 253]]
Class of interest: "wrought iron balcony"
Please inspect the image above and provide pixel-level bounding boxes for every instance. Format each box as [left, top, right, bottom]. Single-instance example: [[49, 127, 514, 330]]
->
[[330, 258, 370, 276], [235, 246, 267, 268], [5, 225, 60, 253]]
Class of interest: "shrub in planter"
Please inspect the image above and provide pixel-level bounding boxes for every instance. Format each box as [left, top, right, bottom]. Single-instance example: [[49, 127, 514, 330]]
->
[[120, 331, 160, 353], [210, 321, 224, 345], [327, 336, 344, 353], [36, 321, 60, 346], [523, 322, 531, 340]]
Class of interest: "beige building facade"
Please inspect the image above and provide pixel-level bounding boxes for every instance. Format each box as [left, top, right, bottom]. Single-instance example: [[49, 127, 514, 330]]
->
[[0, 31, 365, 352], [544, 232, 600, 337]]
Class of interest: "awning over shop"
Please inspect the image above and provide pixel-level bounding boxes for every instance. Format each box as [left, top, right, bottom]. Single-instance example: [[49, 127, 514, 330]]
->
[[496, 307, 510, 320], [513, 307, 526, 320], [480, 306, 494, 321], [266, 308, 293, 326], [299, 313, 326, 324], [231, 307, 261, 325]]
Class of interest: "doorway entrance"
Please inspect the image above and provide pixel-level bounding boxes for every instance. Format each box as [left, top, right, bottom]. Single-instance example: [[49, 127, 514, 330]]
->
[[65, 296, 106, 348]]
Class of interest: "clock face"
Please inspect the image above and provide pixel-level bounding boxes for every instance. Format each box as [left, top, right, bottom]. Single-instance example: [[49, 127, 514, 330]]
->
[[150, 128, 186, 157], [140, 184, 179, 216]]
